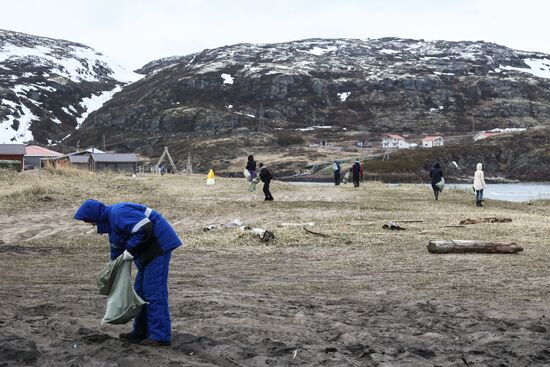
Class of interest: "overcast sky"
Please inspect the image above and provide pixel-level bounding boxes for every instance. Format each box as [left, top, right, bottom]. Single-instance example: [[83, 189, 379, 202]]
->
[[3, 0, 549, 71]]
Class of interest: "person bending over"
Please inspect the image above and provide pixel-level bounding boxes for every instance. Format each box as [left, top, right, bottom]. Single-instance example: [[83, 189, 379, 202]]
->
[[74, 199, 182, 346]]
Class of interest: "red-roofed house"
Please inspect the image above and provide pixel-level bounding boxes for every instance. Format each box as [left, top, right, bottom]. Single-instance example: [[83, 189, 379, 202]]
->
[[24, 145, 64, 169], [473, 132, 503, 141], [382, 134, 410, 149], [422, 136, 445, 148]]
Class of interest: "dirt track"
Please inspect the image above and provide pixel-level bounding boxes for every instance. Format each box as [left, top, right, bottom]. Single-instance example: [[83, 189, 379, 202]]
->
[[1, 173, 550, 366]]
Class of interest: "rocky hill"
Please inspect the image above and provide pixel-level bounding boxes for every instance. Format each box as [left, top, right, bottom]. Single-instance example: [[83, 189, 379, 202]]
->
[[0, 29, 141, 144], [65, 37, 550, 175]]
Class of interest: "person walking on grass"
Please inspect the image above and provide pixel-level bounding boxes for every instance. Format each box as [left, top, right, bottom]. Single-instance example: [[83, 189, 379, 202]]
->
[[351, 159, 362, 187], [473, 162, 487, 207], [245, 155, 257, 181], [429, 162, 444, 200], [332, 160, 341, 186], [259, 163, 274, 201], [74, 199, 182, 347]]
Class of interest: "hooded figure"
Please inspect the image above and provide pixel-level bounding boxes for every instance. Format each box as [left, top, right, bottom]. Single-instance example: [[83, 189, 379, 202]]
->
[[473, 163, 487, 207], [332, 160, 341, 186], [74, 199, 182, 346], [245, 155, 257, 181], [429, 162, 444, 200], [351, 159, 362, 187], [258, 163, 274, 201]]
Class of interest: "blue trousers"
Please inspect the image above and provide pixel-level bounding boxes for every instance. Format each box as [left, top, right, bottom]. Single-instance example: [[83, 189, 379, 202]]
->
[[476, 189, 484, 201], [133, 251, 172, 342]]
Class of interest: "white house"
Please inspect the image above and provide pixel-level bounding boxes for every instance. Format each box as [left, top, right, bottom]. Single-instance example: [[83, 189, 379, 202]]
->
[[382, 134, 410, 149], [422, 136, 445, 148]]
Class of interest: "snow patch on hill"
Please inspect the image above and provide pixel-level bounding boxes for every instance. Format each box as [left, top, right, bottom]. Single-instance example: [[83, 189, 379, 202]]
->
[[0, 99, 38, 143], [0, 42, 140, 83], [0, 29, 144, 143], [221, 73, 234, 84], [498, 58, 550, 79], [76, 86, 122, 128]]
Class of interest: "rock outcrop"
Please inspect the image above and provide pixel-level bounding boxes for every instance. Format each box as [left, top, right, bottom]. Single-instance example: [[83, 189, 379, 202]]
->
[[77, 38, 550, 139]]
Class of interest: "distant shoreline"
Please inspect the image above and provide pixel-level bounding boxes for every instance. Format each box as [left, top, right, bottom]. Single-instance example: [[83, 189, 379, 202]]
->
[[276, 174, 524, 185]]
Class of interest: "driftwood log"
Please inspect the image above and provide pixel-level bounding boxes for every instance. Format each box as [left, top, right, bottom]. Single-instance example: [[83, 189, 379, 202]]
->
[[459, 217, 512, 225], [280, 222, 315, 227], [428, 240, 523, 254], [390, 220, 424, 223]]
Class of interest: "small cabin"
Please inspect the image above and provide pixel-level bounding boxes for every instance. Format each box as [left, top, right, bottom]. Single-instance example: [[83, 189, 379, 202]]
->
[[24, 145, 63, 169], [89, 153, 140, 173], [0, 144, 25, 171]]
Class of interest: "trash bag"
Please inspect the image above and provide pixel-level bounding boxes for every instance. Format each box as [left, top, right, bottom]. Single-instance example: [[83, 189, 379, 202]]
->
[[435, 177, 445, 192], [243, 168, 251, 181], [97, 257, 120, 296], [96, 256, 147, 325], [249, 174, 261, 192], [343, 171, 350, 184]]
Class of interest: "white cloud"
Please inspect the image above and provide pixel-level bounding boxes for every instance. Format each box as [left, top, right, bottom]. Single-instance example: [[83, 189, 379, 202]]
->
[[2, 0, 550, 71]]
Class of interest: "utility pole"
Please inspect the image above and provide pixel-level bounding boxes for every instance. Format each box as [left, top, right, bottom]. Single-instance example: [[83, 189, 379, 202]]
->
[[257, 103, 265, 132], [102, 134, 106, 152], [186, 152, 193, 174]]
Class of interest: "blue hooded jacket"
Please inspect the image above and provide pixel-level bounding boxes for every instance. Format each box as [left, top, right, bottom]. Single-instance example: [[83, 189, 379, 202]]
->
[[75, 199, 182, 261]]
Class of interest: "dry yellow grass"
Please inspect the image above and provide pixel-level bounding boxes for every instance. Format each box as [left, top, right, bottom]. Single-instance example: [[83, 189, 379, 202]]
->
[[1, 168, 549, 365], [2, 168, 549, 300]]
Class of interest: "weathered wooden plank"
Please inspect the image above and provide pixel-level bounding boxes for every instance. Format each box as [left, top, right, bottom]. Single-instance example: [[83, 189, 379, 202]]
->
[[428, 240, 523, 254], [459, 217, 512, 225]]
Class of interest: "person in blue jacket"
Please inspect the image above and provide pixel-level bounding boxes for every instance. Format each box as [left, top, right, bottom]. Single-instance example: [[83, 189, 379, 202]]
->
[[74, 199, 182, 346]]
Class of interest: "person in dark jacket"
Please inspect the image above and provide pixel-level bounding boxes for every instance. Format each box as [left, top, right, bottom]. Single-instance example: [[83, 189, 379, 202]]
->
[[74, 199, 182, 346], [351, 159, 362, 187], [429, 162, 444, 200], [245, 155, 257, 181], [332, 160, 341, 186], [258, 163, 274, 201]]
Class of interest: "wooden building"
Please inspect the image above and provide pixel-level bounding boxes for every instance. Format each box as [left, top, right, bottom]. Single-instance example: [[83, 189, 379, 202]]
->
[[24, 145, 63, 169], [89, 153, 139, 173], [0, 144, 25, 171], [42, 148, 104, 169]]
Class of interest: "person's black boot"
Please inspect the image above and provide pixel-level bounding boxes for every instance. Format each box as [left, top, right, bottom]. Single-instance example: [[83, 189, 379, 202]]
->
[[119, 332, 144, 343], [140, 338, 171, 347], [479, 200, 483, 207]]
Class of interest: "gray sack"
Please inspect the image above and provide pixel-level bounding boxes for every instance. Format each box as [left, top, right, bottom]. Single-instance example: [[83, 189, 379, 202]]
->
[[435, 177, 445, 192], [96, 255, 147, 324]]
